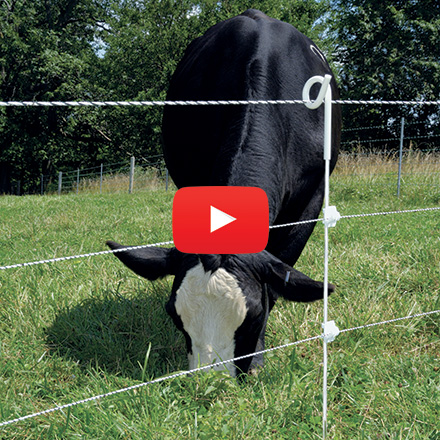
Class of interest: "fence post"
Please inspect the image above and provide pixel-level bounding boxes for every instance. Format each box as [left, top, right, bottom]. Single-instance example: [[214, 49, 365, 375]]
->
[[41, 174, 44, 195], [303, 74, 335, 440], [100, 163, 103, 194], [397, 117, 405, 197], [165, 168, 169, 191], [58, 172, 62, 196], [129, 156, 135, 194], [76, 169, 80, 195]]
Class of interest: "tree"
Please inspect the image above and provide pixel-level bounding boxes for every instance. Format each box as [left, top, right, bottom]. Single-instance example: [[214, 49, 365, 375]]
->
[[0, 0, 108, 193], [332, 0, 440, 148]]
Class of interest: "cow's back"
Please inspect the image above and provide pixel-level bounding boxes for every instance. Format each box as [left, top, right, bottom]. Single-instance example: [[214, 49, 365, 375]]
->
[[162, 9, 341, 265]]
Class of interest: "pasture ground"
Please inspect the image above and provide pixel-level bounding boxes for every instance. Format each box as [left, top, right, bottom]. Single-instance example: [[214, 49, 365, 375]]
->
[[0, 162, 439, 439]]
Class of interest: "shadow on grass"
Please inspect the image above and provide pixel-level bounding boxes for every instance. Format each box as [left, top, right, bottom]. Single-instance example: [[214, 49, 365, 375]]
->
[[45, 281, 187, 380]]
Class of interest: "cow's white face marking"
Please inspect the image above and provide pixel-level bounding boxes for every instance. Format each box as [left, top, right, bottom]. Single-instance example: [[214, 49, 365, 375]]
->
[[175, 262, 247, 377]]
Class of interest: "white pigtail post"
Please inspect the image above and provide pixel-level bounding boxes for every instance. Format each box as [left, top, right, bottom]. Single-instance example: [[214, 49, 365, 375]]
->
[[302, 74, 337, 439]]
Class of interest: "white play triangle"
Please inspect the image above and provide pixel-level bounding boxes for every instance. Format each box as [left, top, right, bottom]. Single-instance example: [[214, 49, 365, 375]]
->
[[210, 205, 237, 233]]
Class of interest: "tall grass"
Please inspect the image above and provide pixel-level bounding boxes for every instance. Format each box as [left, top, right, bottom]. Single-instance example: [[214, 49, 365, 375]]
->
[[0, 155, 439, 439], [44, 166, 171, 195], [335, 150, 440, 177], [75, 167, 169, 194]]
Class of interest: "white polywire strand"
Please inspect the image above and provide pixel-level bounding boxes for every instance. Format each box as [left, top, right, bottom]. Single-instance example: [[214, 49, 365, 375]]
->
[[1, 206, 439, 271], [1, 99, 440, 107], [0, 241, 174, 270]]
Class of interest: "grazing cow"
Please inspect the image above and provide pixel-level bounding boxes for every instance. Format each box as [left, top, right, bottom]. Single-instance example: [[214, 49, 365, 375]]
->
[[108, 9, 341, 377]]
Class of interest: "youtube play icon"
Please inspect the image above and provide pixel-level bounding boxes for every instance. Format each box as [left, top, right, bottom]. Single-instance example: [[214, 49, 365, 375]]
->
[[173, 186, 269, 254]]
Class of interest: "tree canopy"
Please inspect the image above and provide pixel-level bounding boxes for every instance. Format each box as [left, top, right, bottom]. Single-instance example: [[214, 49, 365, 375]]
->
[[333, 0, 440, 141], [0, 0, 108, 192], [1, 0, 438, 193]]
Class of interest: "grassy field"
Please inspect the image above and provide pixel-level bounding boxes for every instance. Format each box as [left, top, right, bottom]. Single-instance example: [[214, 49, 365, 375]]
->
[[0, 164, 439, 439]]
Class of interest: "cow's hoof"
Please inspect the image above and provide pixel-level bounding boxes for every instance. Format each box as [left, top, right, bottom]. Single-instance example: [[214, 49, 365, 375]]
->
[[248, 367, 261, 376], [248, 362, 264, 376]]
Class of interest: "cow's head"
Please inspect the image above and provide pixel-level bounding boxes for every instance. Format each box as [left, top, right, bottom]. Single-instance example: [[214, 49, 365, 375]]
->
[[107, 241, 333, 377]]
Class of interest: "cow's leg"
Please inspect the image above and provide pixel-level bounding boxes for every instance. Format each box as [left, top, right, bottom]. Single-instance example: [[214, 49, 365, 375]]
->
[[248, 284, 275, 375], [248, 323, 267, 375]]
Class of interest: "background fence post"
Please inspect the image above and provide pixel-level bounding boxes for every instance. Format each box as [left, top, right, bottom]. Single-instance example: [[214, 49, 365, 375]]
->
[[58, 172, 62, 196], [129, 156, 135, 194], [100, 163, 103, 194], [165, 168, 169, 191], [76, 169, 80, 194], [397, 117, 405, 197], [41, 174, 44, 195]]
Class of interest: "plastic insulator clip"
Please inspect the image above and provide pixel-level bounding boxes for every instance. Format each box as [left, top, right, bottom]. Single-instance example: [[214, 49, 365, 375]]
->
[[322, 320, 340, 343], [323, 206, 340, 228]]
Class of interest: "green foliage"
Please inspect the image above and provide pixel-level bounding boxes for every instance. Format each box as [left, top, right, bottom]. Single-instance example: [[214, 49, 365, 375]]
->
[[332, 0, 440, 138], [0, 0, 108, 192]]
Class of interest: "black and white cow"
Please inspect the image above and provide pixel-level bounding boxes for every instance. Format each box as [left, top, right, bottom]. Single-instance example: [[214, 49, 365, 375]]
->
[[108, 9, 341, 377]]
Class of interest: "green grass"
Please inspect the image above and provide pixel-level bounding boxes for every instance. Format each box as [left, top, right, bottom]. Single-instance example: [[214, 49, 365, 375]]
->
[[0, 173, 439, 439]]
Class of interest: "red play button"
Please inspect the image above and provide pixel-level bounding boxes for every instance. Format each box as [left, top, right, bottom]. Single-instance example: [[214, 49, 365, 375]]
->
[[172, 186, 269, 254]]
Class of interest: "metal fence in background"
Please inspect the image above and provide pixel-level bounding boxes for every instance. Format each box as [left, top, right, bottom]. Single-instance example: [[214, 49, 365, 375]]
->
[[39, 154, 170, 195], [7, 117, 440, 197], [335, 117, 440, 195]]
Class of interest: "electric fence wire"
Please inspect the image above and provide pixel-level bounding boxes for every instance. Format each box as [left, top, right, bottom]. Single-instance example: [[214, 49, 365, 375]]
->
[[1, 206, 439, 272], [1, 99, 440, 107]]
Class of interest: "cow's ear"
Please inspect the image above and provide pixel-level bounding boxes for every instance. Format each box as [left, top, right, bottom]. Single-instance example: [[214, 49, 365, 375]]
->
[[106, 241, 181, 280], [265, 259, 334, 302]]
